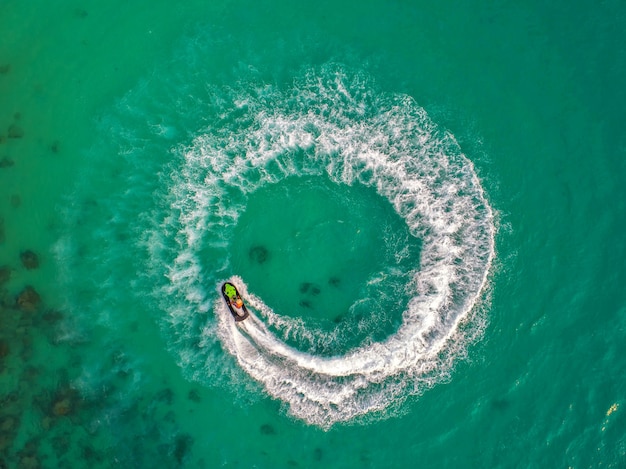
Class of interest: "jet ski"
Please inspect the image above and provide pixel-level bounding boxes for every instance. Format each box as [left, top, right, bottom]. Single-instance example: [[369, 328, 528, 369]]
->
[[221, 282, 249, 322]]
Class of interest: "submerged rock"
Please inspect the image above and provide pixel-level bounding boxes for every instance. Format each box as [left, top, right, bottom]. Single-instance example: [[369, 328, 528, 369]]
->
[[328, 276, 341, 287], [0, 340, 9, 358], [299, 282, 322, 300], [50, 387, 80, 417], [0, 415, 19, 433], [16, 440, 40, 469], [16, 286, 41, 313], [173, 434, 193, 465], [259, 424, 276, 435], [155, 388, 174, 405], [52, 398, 72, 417], [82, 445, 104, 464], [18, 454, 39, 469], [8, 124, 24, 139], [20, 250, 39, 269], [491, 398, 510, 411], [42, 310, 63, 323], [10, 195, 21, 208], [0, 64, 9, 74], [0, 392, 21, 416], [0, 266, 10, 285], [249, 245, 270, 264], [20, 367, 39, 387], [51, 434, 70, 458], [0, 157, 14, 168], [0, 433, 12, 453], [187, 389, 201, 403]]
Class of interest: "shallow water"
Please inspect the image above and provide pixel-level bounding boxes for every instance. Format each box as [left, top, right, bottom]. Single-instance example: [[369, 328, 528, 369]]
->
[[1, 0, 625, 467]]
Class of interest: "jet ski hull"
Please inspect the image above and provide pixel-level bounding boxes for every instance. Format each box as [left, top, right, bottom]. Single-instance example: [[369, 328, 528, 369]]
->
[[221, 282, 249, 322]]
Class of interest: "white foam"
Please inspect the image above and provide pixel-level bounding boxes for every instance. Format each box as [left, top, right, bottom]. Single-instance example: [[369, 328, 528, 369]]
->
[[155, 65, 496, 428]]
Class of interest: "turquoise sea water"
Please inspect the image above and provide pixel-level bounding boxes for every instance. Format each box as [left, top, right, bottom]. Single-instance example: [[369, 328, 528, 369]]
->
[[1, 1, 625, 467]]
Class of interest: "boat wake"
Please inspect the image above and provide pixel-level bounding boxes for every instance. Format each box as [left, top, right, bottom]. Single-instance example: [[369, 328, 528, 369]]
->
[[171, 65, 497, 427], [56, 56, 495, 428]]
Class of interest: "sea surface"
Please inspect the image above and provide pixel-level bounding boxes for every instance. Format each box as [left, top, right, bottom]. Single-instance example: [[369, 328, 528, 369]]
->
[[1, 1, 625, 467]]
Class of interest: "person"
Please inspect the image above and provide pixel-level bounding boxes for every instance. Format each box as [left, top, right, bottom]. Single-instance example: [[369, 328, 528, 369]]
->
[[234, 297, 243, 308]]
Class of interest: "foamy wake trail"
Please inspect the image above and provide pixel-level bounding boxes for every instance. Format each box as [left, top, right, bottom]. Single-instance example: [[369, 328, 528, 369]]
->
[[158, 64, 495, 428]]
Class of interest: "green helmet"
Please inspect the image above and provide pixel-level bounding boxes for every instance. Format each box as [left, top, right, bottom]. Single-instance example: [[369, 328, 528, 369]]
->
[[224, 283, 237, 299]]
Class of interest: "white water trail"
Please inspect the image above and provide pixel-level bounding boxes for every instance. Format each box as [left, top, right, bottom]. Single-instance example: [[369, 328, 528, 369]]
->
[[160, 65, 496, 428]]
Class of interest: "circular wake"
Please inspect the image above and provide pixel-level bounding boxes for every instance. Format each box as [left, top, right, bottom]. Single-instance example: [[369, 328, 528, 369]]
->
[[55, 54, 494, 428], [162, 65, 495, 427]]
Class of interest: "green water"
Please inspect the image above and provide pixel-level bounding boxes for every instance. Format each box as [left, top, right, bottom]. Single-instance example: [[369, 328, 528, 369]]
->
[[231, 176, 419, 354], [1, 0, 625, 468]]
